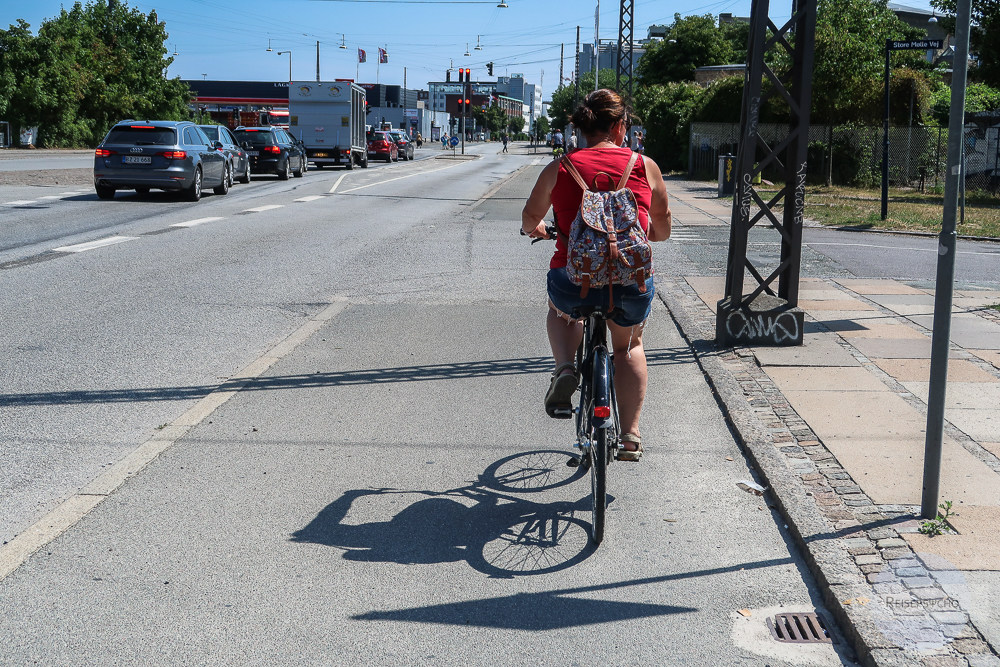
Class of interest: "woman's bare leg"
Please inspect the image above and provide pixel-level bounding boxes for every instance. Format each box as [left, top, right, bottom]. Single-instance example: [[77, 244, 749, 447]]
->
[[608, 321, 646, 447], [547, 304, 583, 372]]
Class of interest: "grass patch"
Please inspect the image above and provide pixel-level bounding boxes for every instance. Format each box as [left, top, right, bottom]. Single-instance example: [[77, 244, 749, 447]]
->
[[989, 303, 1000, 312], [751, 184, 1000, 238]]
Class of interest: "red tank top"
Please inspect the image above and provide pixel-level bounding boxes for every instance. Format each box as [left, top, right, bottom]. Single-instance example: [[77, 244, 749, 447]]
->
[[549, 147, 652, 269]]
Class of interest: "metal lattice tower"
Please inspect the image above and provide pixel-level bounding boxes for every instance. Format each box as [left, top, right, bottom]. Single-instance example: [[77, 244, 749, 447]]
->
[[615, 0, 634, 102], [716, 0, 818, 347]]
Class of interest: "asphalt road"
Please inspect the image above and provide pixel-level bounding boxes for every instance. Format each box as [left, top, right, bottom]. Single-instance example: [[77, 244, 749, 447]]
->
[[1, 146, 855, 665]]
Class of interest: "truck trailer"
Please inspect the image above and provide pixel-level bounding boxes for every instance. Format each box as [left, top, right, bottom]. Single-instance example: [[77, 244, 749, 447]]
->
[[288, 81, 368, 170]]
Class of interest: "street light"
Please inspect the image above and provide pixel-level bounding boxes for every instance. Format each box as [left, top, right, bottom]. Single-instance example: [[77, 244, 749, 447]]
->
[[497, 1, 508, 7], [266, 38, 273, 52], [172, 44, 178, 56], [464, 43, 471, 57], [339, 34, 347, 49], [474, 35, 483, 51], [277, 50, 292, 81]]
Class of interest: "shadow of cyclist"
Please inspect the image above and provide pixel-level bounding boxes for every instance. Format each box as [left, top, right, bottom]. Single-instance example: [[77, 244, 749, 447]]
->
[[290, 451, 594, 577]]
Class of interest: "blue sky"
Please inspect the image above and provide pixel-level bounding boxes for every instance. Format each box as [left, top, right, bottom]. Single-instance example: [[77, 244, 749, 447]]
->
[[12, 0, 937, 97]]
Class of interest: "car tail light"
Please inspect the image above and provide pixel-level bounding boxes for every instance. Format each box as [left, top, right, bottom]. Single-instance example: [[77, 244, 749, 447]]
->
[[159, 150, 187, 160], [264, 145, 281, 154], [95, 148, 115, 157], [593, 405, 611, 419], [130, 125, 155, 129]]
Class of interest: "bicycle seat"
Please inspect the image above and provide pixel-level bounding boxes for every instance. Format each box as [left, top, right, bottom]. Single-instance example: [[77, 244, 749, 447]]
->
[[571, 305, 613, 319]]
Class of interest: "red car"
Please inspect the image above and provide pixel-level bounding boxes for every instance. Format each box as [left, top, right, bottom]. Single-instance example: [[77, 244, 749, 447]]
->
[[367, 130, 398, 162]]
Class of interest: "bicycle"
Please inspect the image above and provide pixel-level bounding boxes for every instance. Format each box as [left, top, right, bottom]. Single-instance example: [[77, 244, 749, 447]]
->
[[523, 224, 621, 545]]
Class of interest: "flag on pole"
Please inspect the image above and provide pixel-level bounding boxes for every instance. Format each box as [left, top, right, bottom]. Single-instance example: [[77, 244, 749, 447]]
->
[[358, 48, 366, 63], [378, 47, 388, 64]]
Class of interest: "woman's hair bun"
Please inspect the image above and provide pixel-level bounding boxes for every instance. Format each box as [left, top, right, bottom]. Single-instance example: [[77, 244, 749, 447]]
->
[[569, 89, 629, 138]]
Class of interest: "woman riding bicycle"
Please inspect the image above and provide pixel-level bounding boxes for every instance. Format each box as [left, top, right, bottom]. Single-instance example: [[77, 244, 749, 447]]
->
[[520, 89, 671, 461]]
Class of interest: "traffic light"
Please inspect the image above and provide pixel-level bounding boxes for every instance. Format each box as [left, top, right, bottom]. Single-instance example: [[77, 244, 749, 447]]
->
[[487, 62, 493, 76], [458, 68, 465, 83], [463, 68, 470, 81]]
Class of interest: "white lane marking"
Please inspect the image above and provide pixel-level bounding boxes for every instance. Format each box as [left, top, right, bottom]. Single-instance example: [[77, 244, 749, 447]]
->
[[243, 204, 284, 213], [807, 242, 999, 257], [39, 195, 62, 200], [59, 192, 79, 196], [339, 162, 463, 193], [53, 236, 137, 253], [295, 195, 324, 202], [171, 217, 224, 228], [329, 172, 349, 194], [4, 200, 37, 206]]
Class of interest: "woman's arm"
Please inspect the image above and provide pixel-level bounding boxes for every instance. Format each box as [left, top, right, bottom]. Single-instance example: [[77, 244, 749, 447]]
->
[[643, 156, 672, 242], [521, 159, 561, 238]]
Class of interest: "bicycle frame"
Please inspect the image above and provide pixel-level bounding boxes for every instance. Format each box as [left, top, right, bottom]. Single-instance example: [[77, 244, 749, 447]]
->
[[573, 312, 620, 459]]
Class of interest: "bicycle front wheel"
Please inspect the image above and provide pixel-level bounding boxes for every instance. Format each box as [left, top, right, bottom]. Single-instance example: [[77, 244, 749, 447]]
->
[[589, 424, 608, 544]]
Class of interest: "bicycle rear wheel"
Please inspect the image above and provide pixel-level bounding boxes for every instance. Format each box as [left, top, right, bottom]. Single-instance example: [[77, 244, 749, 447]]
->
[[589, 424, 607, 544]]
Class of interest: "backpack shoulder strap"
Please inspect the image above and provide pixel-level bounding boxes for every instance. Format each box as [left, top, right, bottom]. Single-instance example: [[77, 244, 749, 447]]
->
[[561, 156, 590, 192], [615, 152, 640, 191]]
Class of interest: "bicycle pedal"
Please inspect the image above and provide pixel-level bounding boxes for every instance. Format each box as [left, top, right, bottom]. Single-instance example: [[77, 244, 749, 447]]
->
[[566, 456, 583, 468], [549, 407, 573, 419]]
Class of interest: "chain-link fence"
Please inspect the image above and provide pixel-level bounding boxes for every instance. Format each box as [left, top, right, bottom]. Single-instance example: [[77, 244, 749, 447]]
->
[[689, 122, 1000, 194]]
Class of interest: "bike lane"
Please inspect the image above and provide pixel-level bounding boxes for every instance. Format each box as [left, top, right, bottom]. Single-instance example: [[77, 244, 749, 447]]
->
[[0, 160, 854, 665]]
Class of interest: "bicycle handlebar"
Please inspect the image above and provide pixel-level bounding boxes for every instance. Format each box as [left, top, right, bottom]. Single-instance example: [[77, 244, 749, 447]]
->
[[520, 222, 557, 244]]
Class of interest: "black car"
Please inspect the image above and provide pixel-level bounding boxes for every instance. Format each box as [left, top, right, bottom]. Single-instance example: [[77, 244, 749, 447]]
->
[[388, 130, 415, 161], [233, 125, 306, 179], [93, 120, 228, 201], [198, 124, 251, 184]]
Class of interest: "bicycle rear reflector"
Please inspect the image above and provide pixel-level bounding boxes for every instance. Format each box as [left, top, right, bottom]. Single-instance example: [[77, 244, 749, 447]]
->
[[593, 406, 611, 419]]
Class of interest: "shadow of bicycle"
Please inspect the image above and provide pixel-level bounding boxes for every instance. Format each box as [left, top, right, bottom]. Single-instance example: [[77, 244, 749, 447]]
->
[[290, 450, 598, 578]]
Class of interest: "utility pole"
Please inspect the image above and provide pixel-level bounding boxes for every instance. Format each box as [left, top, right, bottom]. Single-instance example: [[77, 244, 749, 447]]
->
[[559, 44, 564, 89], [616, 0, 634, 104], [316, 41, 320, 82], [574, 26, 581, 108], [594, 0, 600, 92]]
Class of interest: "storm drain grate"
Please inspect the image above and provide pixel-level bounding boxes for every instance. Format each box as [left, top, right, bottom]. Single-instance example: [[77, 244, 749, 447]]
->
[[767, 612, 832, 644]]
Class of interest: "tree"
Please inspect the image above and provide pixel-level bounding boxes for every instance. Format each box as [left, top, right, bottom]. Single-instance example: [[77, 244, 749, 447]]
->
[[811, 0, 925, 125], [633, 81, 705, 171], [508, 115, 525, 135], [534, 115, 550, 141], [547, 68, 618, 131], [0, 0, 190, 147], [931, 0, 1000, 86], [637, 14, 737, 85]]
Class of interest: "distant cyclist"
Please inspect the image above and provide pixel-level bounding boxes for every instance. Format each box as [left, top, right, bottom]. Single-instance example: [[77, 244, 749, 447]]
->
[[521, 89, 671, 460], [551, 129, 564, 154]]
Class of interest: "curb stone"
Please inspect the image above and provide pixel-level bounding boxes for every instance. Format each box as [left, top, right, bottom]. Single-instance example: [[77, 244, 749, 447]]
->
[[657, 275, 999, 667]]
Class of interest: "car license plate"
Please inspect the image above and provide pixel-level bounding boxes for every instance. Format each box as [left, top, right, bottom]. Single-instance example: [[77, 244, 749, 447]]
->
[[122, 156, 151, 164], [247, 150, 259, 156], [314, 152, 328, 158]]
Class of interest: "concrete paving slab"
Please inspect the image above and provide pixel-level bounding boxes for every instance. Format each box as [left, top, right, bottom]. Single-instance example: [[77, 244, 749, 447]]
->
[[971, 350, 1000, 369], [955, 290, 1000, 299], [684, 276, 726, 293], [866, 294, 949, 317], [904, 507, 1000, 570], [984, 443, 1000, 459], [800, 299, 878, 312], [900, 382, 1000, 410], [783, 389, 926, 442], [934, 570, 1000, 657], [907, 315, 1000, 351], [796, 290, 856, 301], [804, 311, 908, 336], [835, 280, 929, 296], [766, 366, 889, 393], [839, 324, 935, 340], [874, 359, 998, 383], [754, 334, 861, 367], [851, 336, 950, 360], [942, 408, 1000, 444], [953, 296, 1000, 310], [821, 437, 1000, 507]]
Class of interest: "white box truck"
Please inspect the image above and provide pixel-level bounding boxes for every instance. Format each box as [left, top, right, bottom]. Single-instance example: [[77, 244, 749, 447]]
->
[[288, 81, 368, 170]]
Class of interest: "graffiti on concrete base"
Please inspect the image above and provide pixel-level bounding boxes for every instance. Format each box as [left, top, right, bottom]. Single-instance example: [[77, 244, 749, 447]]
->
[[725, 310, 800, 344]]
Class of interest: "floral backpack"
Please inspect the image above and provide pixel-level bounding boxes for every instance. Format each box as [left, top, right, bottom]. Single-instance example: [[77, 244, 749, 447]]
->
[[561, 152, 653, 306]]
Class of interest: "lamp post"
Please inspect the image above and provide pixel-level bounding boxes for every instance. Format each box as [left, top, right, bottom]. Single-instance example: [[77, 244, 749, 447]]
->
[[278, 50, 292, 82]]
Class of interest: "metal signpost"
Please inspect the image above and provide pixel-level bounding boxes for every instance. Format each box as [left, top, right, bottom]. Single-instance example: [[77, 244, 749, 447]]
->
[[881, 39, 943, 220], [922, 3, 971, 520]]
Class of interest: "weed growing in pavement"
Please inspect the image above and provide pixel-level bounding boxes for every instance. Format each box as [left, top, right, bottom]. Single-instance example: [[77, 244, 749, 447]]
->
[[919, 500, 956, 537], [155, 423, 169, 430], [989, 303, 1000, 312]]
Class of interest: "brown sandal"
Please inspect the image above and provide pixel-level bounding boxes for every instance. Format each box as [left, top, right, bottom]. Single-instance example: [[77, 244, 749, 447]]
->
[[616, 433, 643, 461]]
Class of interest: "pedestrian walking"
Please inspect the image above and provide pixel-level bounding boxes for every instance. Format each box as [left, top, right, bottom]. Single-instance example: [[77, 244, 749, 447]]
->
[[502, 133, 509, 153]]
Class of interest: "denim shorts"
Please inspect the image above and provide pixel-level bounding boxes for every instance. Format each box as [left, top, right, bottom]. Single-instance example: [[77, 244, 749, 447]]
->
[[547, 267, 655, 327]]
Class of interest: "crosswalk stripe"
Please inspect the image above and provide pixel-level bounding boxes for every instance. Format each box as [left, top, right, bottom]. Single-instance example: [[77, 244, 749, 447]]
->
[[243, 205, 284, 213], [170, 217, 224, 228]]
